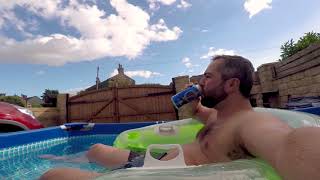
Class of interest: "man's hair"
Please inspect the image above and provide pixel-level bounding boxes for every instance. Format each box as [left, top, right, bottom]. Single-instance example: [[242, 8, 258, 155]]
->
[[212, 55, 254, 98]]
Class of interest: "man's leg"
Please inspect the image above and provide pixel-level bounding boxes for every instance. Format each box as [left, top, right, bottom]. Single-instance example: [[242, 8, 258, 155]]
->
[[86, 143, 131, 168], [39, 144, 130, 168], [40, 144, 132, 180], [40, 168, 101, 180], [39, 153, 89, 163]]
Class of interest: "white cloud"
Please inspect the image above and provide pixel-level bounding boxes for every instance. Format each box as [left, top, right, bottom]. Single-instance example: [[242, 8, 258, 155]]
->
[[0, 10, 27, 35], [181, 57, 199, 69], [0, 0, 61, 26], [184, 62, 192, 68], [182, 57, 190, 63], [148, 0, 177, 10], [201, 29, 209, 33], [26, 19, 40, 32], [61, 86, 90, 96], [158, 0, 176, 5], [110, 69, 162, 78], [35, 70, 45, 75], [126, 70, 162, 78], [200, 47, 236, 59], [149, 19, 182, 41], [181, 57, 192, 68], [177, 0, 192, 9], [110, 69, 118, 77], [244, 0, 272, 18], [0, 0, 182, 66]]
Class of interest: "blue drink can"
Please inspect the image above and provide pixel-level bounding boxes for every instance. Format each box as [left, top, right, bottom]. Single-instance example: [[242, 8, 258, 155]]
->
[[171, 85, 202, 109]]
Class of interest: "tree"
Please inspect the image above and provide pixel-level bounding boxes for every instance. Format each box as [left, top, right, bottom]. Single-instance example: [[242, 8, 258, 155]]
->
[[41, 89, 59, 107], [295, 32, 320, 51], [280, 31, 320, 61], [280, 39, 296, 59], [0, 96, 25, 107]]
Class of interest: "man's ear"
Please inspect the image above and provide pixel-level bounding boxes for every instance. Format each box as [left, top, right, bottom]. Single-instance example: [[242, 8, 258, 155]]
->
[[224, 78, 240, 93]]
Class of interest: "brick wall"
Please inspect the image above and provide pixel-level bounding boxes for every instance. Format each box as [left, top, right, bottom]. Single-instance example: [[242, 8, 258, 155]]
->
[[251, 42, 320, 108], [172, 75, 194, 119], [29, 107, 60, 127]]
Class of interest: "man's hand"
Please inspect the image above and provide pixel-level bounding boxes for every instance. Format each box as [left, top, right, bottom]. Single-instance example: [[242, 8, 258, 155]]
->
[[193, 99, 217, 125], [181, 83, 217, 124]]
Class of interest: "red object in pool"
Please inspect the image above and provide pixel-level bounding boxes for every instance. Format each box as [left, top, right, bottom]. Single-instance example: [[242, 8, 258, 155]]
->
[[0, 102, 44, 132]]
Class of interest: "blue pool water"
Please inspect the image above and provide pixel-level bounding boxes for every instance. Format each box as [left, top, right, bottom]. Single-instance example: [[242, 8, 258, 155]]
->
[[0, 134, 117, 180]]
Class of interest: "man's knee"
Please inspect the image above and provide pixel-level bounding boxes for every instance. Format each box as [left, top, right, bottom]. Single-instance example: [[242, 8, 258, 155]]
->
[[86, 143, 105, 159], [88, 143, 105, 153]]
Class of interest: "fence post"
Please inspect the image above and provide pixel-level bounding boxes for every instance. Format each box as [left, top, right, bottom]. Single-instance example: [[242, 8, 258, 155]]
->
[[57, 94, 68, 125], [172, 75, 193, 119]]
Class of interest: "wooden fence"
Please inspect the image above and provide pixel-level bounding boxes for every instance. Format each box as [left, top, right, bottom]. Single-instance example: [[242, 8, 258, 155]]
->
[[66, 85, 177, 123]]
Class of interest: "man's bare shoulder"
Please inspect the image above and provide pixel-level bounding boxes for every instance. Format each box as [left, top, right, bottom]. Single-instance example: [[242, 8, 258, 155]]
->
[[235, 110, 292, 142], [230, 110, 294, 169]]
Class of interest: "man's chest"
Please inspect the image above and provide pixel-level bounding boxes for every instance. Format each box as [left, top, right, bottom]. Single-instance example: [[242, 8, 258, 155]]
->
[[199, 122, 252, 162]]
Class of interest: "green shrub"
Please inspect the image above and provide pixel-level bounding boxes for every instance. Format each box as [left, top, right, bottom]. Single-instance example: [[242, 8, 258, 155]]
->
[[280, 31, 320, 60], [41, 89, 59, 107], [0, 96, 25, 107]]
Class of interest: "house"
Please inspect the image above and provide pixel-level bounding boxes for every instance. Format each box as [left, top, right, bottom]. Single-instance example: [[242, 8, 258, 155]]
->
[[86, 64, 135, 91], [27, 96, 44, 107]]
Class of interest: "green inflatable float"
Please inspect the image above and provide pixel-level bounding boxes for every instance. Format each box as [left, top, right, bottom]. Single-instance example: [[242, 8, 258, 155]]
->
[[113, 118, 203, 152], [109, 108, 320, 180]]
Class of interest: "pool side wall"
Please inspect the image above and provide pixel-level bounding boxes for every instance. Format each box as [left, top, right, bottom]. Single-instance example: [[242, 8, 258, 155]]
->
[[0, 122, 155, 149]]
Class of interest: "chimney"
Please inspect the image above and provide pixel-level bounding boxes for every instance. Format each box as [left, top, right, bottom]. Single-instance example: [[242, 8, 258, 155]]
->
[[96, 66, 100, 90], [118, 64, 124, 74]]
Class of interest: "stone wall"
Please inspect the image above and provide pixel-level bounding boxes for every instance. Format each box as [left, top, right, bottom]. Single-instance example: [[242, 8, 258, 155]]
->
[[172, 75, 194, 119], [57, 94, 68, 124], [251, 42, 320, 108], [28, 94, 68, 127], [277, 65, 320, 107], [29, 107, 60, 127]]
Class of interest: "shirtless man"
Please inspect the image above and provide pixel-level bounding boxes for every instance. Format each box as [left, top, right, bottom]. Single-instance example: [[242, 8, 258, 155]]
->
[[40, 55, 320, 180]]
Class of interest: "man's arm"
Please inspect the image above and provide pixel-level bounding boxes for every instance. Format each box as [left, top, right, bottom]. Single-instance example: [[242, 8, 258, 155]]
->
[[237, 111, 320, 180], [186, 100, 217, 125]]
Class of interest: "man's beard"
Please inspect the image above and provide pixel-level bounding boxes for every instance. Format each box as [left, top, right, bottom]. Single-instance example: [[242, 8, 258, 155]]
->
[[201, 89, 228, 108]]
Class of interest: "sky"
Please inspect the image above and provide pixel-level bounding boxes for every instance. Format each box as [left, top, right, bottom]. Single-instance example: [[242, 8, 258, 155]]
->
[[0, 0, 319, 97]]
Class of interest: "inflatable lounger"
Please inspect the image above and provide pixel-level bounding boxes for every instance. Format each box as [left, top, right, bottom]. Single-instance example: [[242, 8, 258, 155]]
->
[[109, 108, 320, 180], [114, 107, 320, 152]]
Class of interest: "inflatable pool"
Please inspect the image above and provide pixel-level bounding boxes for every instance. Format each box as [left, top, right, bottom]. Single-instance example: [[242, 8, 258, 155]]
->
[[0, 107, 319, 180]]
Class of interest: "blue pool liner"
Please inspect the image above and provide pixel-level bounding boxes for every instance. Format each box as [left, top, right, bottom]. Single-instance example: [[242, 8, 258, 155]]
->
[[0, 122, 155, 149]]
